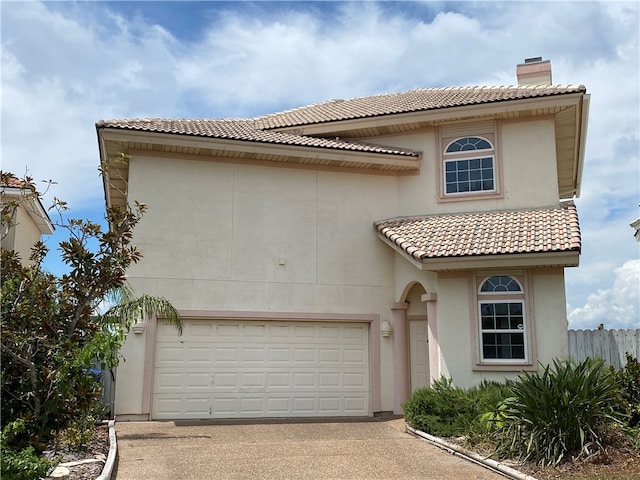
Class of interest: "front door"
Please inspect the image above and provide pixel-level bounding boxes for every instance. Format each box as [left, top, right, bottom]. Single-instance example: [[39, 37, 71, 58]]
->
[[409, 320, 429, 392]]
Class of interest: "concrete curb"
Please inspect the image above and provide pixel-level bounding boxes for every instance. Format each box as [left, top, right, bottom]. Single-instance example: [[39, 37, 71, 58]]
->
[[405, 424, 539, 480], [96, 420, 117, 480]]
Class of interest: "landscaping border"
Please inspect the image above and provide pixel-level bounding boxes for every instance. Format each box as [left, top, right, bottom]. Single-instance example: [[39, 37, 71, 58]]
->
[[95, 420, 116, 480], [405, 424, 538, 480]]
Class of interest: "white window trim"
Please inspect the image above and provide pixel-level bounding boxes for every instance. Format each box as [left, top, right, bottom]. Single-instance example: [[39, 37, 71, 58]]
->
[[478, 299, 528, 364], [437, 122, 503, 203], [470, 272, 537, 371], [443, 153, 497, 196]]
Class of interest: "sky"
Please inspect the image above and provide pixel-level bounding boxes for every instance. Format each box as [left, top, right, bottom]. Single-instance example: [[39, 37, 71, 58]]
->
[[2, 1, 639, 330]]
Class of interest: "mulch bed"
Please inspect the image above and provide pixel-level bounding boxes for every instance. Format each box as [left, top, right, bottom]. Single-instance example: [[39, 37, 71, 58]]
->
[[519, 446, 640, 479], [44, 424, 110, 480], [444, 435, 640, 480]]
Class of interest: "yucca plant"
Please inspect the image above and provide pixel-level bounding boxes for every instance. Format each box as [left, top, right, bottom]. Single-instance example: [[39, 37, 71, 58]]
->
[[491, 358, 624, 466]]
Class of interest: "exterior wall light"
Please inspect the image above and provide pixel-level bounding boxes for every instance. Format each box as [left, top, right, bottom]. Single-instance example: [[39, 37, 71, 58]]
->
[[380, 320, 392, 337], [132, 323, 145, 334]]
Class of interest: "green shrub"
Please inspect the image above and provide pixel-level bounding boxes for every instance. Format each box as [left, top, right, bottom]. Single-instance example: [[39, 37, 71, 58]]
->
[[403, 377, 511, 437], [0, 420, 59, 480], [491, 358, 624, 466], [614, 353, 640, 429], [56, 415, 98, 451]]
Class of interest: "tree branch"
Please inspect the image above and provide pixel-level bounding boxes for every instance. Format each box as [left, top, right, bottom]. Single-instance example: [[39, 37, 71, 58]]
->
[[1, 342, 41, 417]]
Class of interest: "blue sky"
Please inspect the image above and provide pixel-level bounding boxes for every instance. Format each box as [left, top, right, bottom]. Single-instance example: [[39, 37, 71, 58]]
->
[[2, 1, 639, 329]]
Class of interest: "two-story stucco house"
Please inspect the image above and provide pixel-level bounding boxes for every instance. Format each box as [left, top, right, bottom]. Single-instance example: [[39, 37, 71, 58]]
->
[[97, 58, 589, 420], [1, 173, 54, 264]]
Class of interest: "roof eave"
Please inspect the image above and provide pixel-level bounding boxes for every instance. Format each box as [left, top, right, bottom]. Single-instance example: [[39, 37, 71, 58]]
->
[[98, 127, 421, 169], [574, 94, 590, 198], [1, 187, 54, 235], [274, 93, 586, 136], [378, 236, 581, 271]]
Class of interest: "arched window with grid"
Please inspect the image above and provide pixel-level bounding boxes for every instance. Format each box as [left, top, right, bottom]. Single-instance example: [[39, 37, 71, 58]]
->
[[443, 136, 495, 195]]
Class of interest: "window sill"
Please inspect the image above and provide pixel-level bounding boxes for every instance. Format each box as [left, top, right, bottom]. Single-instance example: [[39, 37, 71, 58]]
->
[[438, 191, 503, 203], [473, 362, 536, 372]]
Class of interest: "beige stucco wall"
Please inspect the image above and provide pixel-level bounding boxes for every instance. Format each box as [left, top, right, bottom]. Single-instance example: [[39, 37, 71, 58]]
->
[[531, 269, 570, 361], [377, 118, 559, 215], [116, 155, 402, 415], [114, 117, 570, 415], [1, 203, 43, 264], [435, 269, 569, 387]]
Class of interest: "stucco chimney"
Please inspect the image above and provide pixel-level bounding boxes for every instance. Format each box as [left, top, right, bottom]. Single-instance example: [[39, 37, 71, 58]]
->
[[516, 57, 552, 86]]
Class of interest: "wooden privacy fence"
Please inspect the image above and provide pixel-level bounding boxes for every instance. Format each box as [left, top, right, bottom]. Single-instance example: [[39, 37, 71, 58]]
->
[[568, 329, 640, 370]]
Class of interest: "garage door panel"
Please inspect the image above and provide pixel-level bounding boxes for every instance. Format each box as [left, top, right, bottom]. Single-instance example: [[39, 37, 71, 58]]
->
[[343, 349, 367, 364], [344, 372, 367, 388], [344, 396, 368, 413], [266, 397, 291, 414], [294, 348, 316, 362], [242, 347, 266, 362], [267, 372, 291, 387], [318, 372, 340, 387], [153, 320, 370, 419], [318, 348, 341, 363]]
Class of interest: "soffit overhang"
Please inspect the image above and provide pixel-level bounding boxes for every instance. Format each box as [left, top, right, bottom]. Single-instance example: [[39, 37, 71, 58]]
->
[[383, 247, 580, 271], [97, 127, 421, 210], [0, 187, 54, 235]]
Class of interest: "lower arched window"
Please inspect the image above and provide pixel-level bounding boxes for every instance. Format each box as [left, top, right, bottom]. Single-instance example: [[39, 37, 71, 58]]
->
[[478, 275, 527, 361]]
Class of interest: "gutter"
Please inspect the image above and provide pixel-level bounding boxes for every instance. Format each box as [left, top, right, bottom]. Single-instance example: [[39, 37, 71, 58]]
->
[[405, 424, 539, 480]]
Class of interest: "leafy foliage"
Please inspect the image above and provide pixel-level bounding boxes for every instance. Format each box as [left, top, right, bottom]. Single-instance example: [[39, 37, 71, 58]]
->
[[1, 167, 182, 478], [490, 358, 624, 466], [55, 415, 99, 452], [402, 377, 511, 437], [613, 353, 640, 429], [1, 200, 148, 446], [0, 420, 59, 480]]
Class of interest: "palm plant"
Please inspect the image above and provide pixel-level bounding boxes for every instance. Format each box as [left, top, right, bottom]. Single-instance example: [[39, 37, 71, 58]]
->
[[80, 284, 183, 372]]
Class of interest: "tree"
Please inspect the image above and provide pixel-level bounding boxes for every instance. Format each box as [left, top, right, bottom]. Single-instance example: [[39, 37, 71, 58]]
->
[[0, 167, 182, 456]]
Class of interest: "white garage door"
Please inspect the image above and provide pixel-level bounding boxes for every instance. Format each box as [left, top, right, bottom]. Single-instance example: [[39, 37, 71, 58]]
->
[[152, 319, 370, 419]]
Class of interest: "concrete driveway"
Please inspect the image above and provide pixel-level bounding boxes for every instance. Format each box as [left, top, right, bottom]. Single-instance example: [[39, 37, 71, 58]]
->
[[113, 417, 507, 480]]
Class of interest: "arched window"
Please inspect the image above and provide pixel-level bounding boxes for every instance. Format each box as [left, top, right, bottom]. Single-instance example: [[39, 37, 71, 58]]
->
[[445, 137, 493, 153], [478, 276, 526, 361], [480, 275, 521, 292], [443, 136, 495, 195]]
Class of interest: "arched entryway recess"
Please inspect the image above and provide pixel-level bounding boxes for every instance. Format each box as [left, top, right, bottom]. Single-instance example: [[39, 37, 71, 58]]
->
[[392, 282, 440, 415]]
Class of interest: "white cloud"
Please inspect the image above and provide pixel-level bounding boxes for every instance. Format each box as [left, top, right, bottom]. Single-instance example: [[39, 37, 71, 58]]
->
[[1, 1, 638, 316], [568, 259, 640, 330]]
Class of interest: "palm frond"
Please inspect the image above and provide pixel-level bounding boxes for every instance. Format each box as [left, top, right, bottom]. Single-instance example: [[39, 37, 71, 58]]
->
[[100, 292, 182, 335]]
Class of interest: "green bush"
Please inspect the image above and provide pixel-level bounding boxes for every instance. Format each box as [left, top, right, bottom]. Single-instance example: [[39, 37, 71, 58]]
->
[[403, 377, 511, 437], [0, 420, 59, 480], [613, 353, 640, 429], [56, 414, 98, 452], [491, 358, 624, 466]]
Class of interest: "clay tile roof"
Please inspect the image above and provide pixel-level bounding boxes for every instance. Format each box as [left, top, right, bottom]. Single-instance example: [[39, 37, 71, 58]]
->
[[255, 85, 587, 129], [96, 117, 418, 157], [1, 172, 33, 190], [96, 84, 585, 156], [375, 202, 581, 260]]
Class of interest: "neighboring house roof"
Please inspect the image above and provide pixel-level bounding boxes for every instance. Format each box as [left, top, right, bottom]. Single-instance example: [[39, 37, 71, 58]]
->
[[3, 175, 29, 188], [631, 217, 640, 242], [1, 172, 54, 235], [375, 202, 581, 269]]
